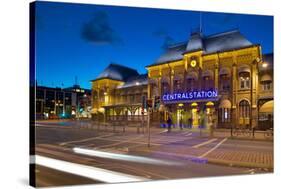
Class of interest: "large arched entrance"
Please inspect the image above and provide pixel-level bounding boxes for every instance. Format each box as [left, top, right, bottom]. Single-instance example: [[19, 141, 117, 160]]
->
[[238, 99, 250, 128], [259, 100, 273, 130], [218, 99, 231, 128]]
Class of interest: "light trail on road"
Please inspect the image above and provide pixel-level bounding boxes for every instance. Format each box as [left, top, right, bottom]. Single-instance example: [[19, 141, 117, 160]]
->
[[34, 155, 149, 183], [73, 147, 182, 166]]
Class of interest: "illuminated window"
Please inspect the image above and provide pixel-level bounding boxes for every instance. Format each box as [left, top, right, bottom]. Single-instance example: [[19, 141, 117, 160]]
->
[[174, 79, 183, 93], [161, 82, 170, 94], [219, 108, 231, 122], [202, 76, 213, 90], [220, 74, 230, 91], [239, 72, 250, 90], [239, 100, 250, 118], [186, 78, 196, 91], [260, 75, 272, 91], [261, 82, 272, 91]]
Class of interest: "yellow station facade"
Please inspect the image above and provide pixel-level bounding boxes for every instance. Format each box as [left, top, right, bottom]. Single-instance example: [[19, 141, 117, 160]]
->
[[91, 29, 273, 130]]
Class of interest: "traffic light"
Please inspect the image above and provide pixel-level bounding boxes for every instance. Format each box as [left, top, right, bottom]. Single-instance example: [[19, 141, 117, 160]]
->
[[146, 99, 153, 108], [154, 96, 160, 109], [142, 95, 147, 109]]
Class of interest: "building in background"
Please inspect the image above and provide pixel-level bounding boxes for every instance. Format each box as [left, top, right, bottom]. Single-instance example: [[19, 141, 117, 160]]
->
[[36, 84, 91, 119], [91, 29, 273, 130], [91, 63, 148, 122], [146, 29, 273, 130], [64, 84, 92, 118]]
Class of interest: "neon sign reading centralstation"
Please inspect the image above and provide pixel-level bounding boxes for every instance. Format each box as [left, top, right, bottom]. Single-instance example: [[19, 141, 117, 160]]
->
[[162, 90, 218, 103]]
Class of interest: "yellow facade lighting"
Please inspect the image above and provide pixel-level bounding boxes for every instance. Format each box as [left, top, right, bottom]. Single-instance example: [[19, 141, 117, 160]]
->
[[206, 101, 214, 106], [191, 102, 198, 107]]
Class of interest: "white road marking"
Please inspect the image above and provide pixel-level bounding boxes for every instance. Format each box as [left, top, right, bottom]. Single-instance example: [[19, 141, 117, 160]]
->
[[95, 135, 144, 148], [73, 147, 181, 166], [182, 131, 190, 135], [86, 138, 162, 147], [185, 133, 192, 137], [59, 134, 114, 146], [159, 129, 168, 134], [34, 155, 148, 183], [199, 137, 228, 158], [192, 138, 218, 148]]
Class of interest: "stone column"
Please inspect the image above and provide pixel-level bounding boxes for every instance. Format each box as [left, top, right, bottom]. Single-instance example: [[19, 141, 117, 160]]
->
[[170, 68, 174, 93], [214, 64, 219, 91], [251, 61, 258, 128], [147, 79, 151, 100], [158, 76, 162, 97], [232, 61, 238, 129]]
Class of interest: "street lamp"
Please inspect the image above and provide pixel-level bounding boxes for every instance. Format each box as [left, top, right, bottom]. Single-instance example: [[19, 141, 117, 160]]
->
[[262, 62, 268, 68]]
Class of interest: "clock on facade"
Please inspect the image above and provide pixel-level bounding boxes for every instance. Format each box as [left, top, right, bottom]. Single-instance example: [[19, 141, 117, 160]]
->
[[190, 59, 197, 67]]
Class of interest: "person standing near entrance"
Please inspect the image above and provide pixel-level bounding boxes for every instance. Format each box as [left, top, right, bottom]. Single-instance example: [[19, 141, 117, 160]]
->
[[179, 112, 183, 130], [167, 115, 172, 132], [179, 117, 183, 130], [188, 117, 192, 129]]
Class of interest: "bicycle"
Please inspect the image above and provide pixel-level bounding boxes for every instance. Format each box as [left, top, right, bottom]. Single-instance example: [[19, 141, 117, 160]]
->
[[233, 128, 252, 137]]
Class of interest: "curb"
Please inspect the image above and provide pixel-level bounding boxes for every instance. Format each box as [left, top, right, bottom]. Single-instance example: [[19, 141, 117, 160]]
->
[[206, 157, 273, 170], [132, 149, 273, 170]]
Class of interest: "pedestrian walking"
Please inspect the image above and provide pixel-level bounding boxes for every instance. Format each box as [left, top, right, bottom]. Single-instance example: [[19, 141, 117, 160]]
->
[[167, 115, 172, 132]]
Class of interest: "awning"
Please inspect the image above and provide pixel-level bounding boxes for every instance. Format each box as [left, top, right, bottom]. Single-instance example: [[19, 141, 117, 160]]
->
[[238, 66, 250, 73], [219, 99, 231, 109], [260, 100, 273, 113], [186, 72, 198, 80], [202, 70, 214, 78], [260, 74, 272, 82], [92, 108, 98, 114], [219, 67, 231, 76]]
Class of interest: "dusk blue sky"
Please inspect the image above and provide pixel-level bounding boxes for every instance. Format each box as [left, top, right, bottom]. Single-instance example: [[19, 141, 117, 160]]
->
[[34, 1, 273, 89]]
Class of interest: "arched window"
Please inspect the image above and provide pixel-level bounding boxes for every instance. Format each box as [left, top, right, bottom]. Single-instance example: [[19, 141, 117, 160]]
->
[[174, 78, 183, 93], [219, 99, 231, 123], [239, 72, 250, 89], [161, 77, 170, 94], [99, 89, 105, 102], [260, 74, 272, 91], [239, 100, 250, 118], [202, 70, 214, 90], [219, 67, 231, 91], [149, 79, 158, 97], [186, 72, 198, 91], [238, 66, 251, 90]]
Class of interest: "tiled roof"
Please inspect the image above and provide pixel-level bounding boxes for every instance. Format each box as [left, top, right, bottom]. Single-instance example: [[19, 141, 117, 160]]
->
[[117, 74, 148, 89], [92, 63, 139, 82], [148, 30, 254, 67]]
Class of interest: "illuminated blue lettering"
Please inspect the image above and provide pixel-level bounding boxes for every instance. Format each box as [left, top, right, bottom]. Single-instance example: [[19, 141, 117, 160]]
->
[[162, 90, 218, 103]]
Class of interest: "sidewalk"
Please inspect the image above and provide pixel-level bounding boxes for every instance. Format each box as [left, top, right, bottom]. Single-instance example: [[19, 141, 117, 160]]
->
[[130, 140, 273, 170], [205, 149, 273, 169]]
